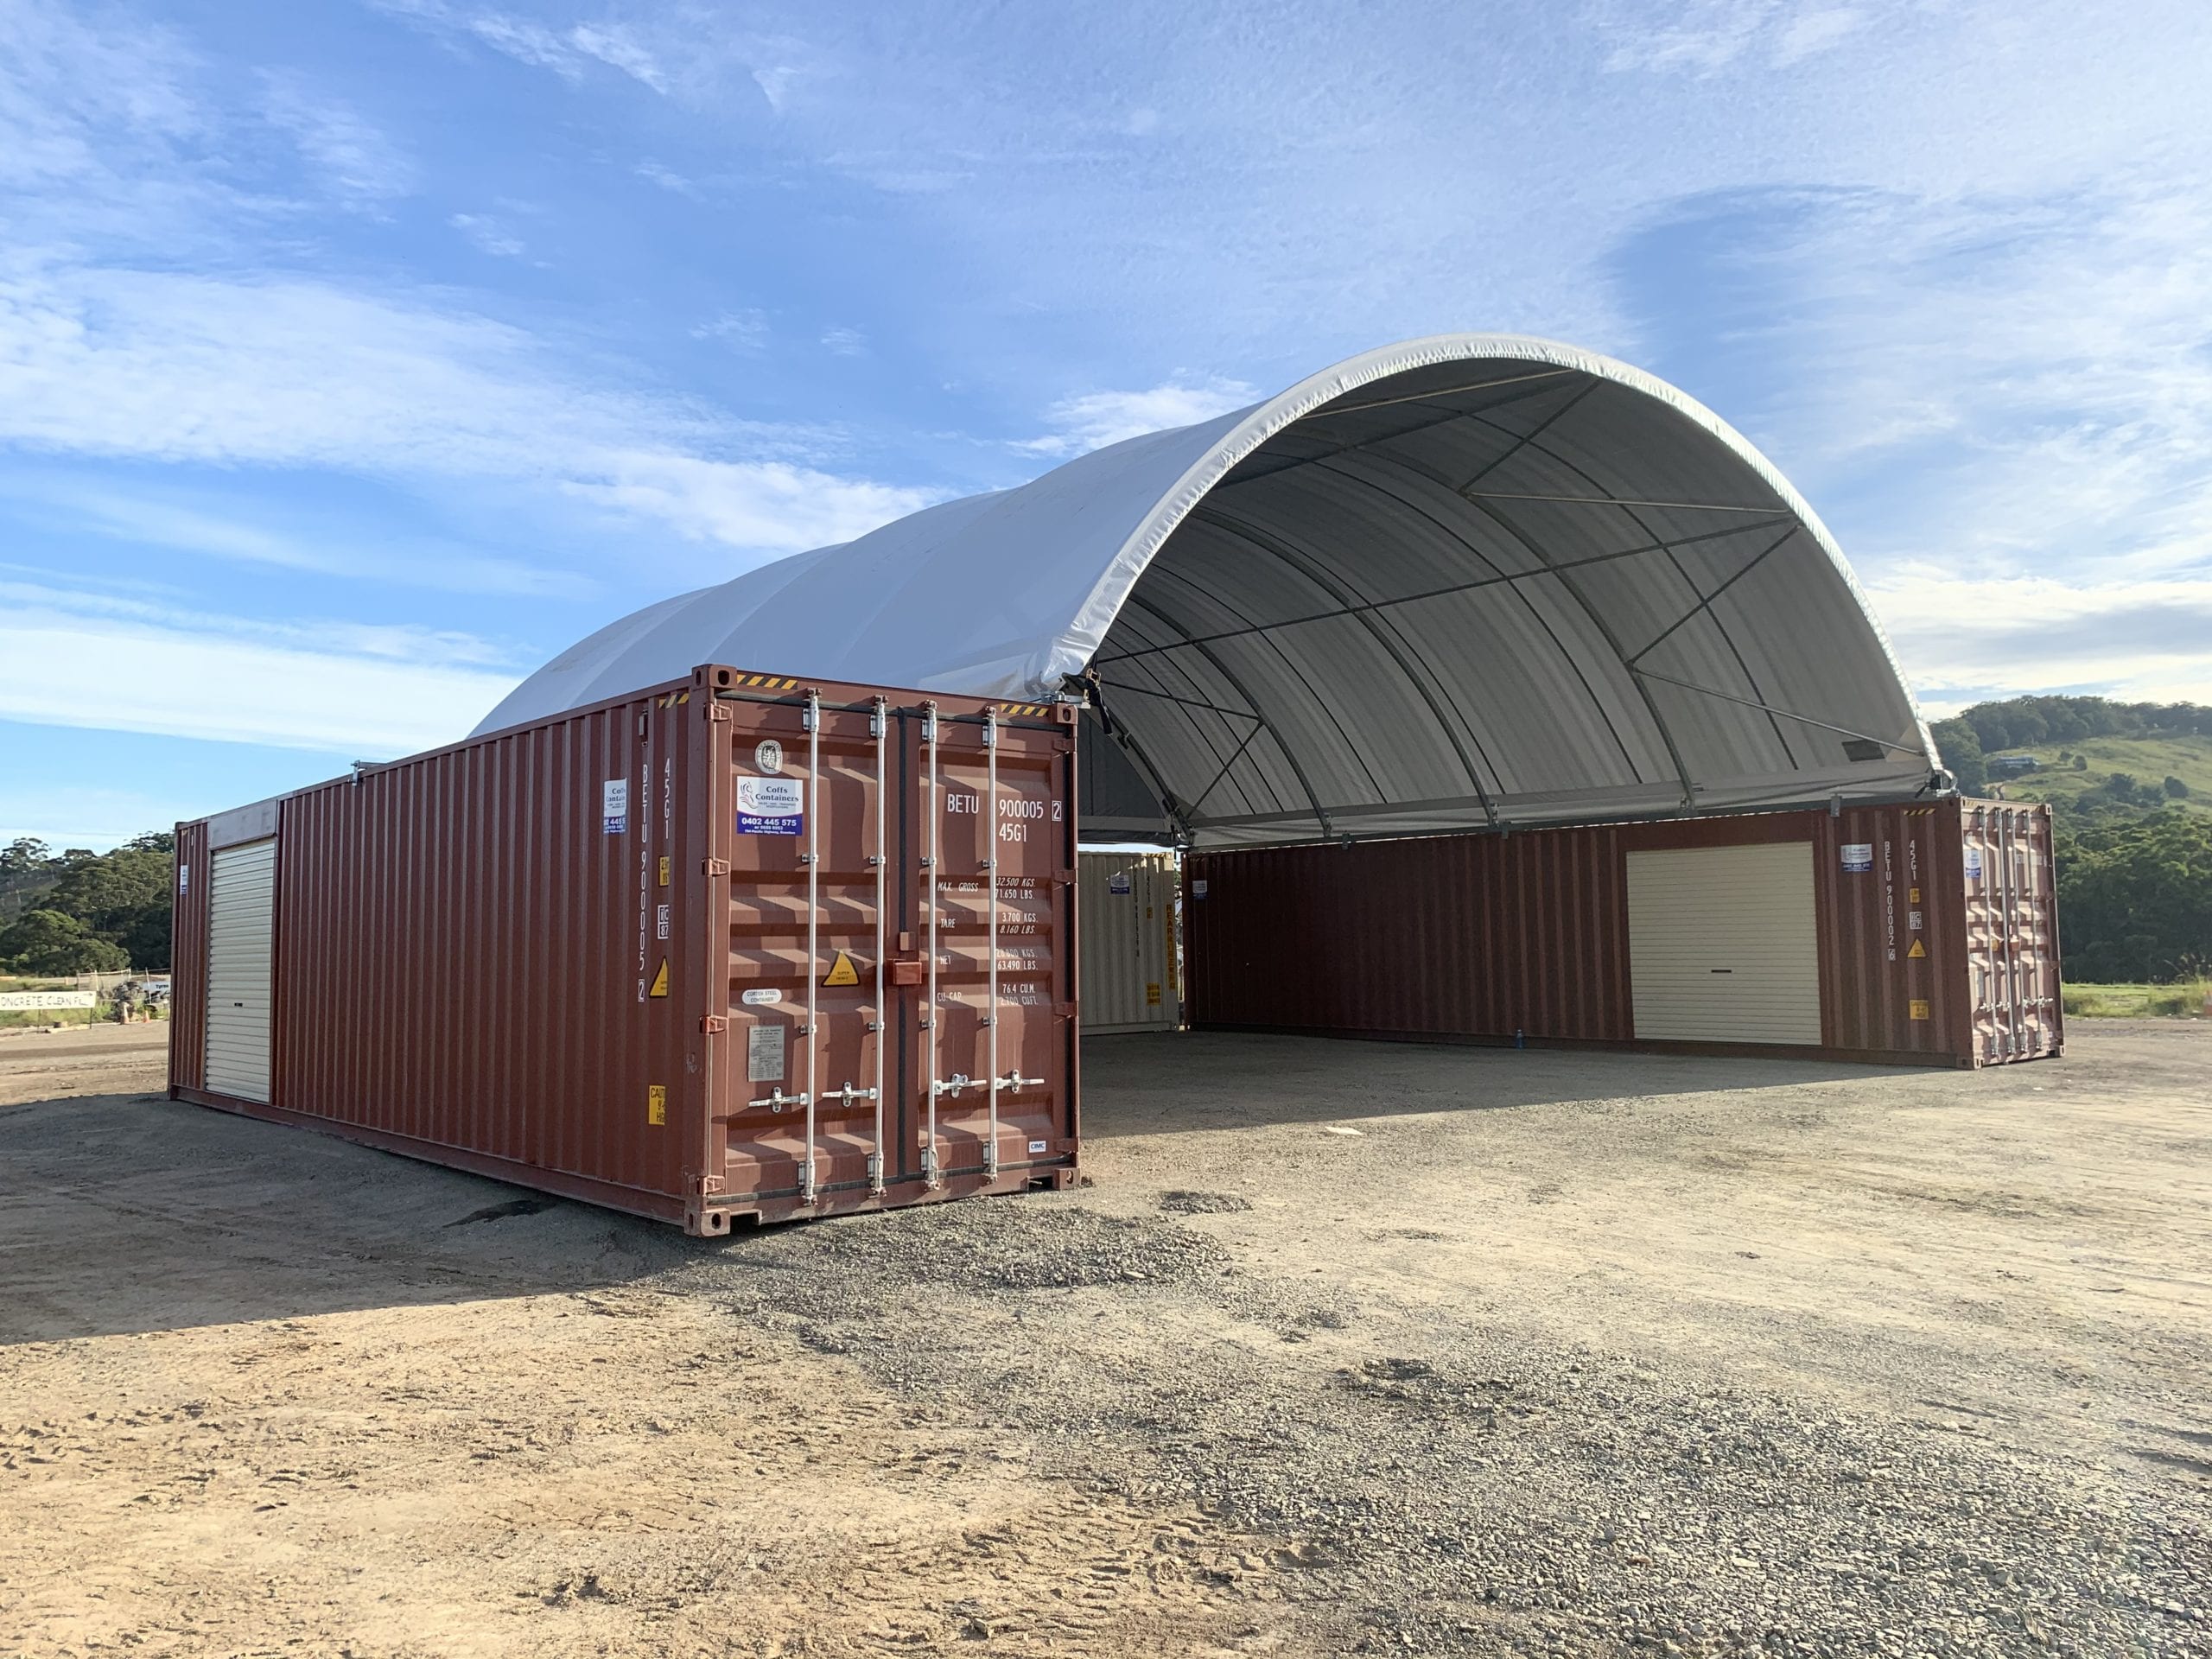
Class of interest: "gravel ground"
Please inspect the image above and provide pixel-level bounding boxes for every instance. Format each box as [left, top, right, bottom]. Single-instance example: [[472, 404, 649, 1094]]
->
[[3, 1020, 2207, 1656], [683, 1191, 2209, 1656]]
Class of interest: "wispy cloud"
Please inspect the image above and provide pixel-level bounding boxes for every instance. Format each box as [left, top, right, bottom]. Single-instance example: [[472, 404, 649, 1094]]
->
[[820, 325, 866, 356], [1592, 0, 1878, 74], [1870, 568, 2212, 712], [1014, 377, 1258, 458], [634, 158, 697, 196], [260, 72, 414, 206], [447, 210, 524, 257], [0, 481, 594, 597], [375, 2, 671, 94], [0, 262, 926, 556], [0, 582, 523, 754], [563, 453, 938, 552], [694, 308, 768, 351]]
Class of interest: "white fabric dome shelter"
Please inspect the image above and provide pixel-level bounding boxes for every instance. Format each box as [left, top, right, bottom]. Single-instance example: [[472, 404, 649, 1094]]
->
[[476, 335, 1941, 847]]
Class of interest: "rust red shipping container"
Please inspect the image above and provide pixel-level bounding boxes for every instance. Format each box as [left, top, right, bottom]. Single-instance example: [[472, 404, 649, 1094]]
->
[[171, 665, 1081, 1234], [1183, 798, 2060, 1068]]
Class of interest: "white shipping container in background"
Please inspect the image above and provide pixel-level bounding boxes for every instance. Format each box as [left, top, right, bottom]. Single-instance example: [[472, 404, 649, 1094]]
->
[[1079, 852, 1179, 1034]]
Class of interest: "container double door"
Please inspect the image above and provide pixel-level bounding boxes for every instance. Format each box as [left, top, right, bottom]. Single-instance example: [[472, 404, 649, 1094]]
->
[[1077, 853, 1179, 1033], [1961, 804, 2062, 1063], [710, 692, 1076, 1210]]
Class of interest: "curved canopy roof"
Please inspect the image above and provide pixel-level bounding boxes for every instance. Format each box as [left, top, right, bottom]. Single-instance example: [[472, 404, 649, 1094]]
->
[[475, 334, 1939, 845]]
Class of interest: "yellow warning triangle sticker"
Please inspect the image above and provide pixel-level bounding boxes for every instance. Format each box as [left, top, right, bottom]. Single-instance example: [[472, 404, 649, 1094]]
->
[[822, 949, 860, 988], [1907, 939, 1926, 958], [649, 960, 670, 996]]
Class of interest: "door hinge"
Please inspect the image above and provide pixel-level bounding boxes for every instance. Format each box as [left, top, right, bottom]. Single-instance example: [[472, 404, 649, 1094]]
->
[[700, 1015, 728, 1034], [702, 858, 729, 875]]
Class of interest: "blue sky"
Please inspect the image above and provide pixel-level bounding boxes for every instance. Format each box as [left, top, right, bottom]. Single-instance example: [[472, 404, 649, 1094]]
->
[[3, 0, 2209, 848]]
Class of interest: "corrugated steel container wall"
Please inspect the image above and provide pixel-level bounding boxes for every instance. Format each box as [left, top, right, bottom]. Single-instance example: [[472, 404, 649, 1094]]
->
[[168, 818, 209, 1093], [169, 665, 1080, 1232], [1185, 798, 2059, 1067]]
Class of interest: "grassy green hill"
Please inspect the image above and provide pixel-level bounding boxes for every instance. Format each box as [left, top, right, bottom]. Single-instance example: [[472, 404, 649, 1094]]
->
[[1993, 734, 2212, 817]]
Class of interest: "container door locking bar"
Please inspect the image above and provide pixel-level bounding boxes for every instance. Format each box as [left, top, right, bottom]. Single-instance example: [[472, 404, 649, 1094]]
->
[[869, 695, 888, 1194], [983, 708, 1001, 1179], [921, 702, 942, 1188], [801, 689, 822, 1205]]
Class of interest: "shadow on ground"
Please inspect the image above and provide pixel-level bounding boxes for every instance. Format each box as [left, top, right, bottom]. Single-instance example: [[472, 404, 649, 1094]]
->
[[1077, 1027, 1896, 1137], [0, 1090, 694, 1345], [3, 1028, 1899, 1344]]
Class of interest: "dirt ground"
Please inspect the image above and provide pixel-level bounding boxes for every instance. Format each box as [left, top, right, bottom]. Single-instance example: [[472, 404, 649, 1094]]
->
[[2, 1021, 2207, 1658]]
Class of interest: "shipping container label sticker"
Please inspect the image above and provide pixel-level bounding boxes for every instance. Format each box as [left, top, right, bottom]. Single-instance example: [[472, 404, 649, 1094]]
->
[[1192, 879, 1208, 899], [741, 987, 780, 1006], [736, 775, 804, 836], [1909, 999, 1930, 1020], [747, 1024, 785, 1082], [1964, 847, 1983, 880], [656, 903, 671, 940], [179, 866, 189, 893], [1840, 842, 1872, 872], [1028, 1139, 1048, 1154], [821, 950, 861, 987], [1908, 909, 1923, 931], [1108, 871, 1132, 894], [754, 739, 784, 774], [647, 1084, 666, 1126], [648, 960, 670, 997], [602, 778, 629, 835], [1908, 939, 1926, 958]]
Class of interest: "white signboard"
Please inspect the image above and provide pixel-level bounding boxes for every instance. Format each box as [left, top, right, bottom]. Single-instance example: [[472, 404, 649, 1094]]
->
[[1963, 847, 1983, 880], [736, 775, 804, 836], [0, 991, 99, 1010], [1840, 842, 1873, 873], [601, 778, 629, 835]]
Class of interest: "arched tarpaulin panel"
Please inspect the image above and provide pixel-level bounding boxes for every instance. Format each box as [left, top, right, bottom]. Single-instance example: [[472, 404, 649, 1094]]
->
[[474, 335, 1940, 846]]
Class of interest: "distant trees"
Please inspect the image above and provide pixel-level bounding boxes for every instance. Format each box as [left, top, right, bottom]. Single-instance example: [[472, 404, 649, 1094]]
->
[[0, 834, 174, 974], [1931, 717, 1986, 795], [1955, 696, 2211, 754], [2057, 815, 2212, 982]]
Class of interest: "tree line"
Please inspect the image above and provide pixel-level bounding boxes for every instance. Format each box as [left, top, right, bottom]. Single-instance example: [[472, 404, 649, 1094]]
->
[[0, 835, 174, 975], [1929, 696, 2210, 984]]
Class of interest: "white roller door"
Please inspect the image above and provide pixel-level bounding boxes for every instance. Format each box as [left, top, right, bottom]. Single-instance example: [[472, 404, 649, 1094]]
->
[[1628, 842, 1821, 1046], [206, 837, 276, 1102]]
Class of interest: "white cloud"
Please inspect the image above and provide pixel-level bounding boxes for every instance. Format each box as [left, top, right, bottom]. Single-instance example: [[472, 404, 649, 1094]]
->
[[752, 65, 798, 113], [1593, 0, 1878, 74], [0, 583, 522, 755], [693, 308, 768, 351], [0, 262, 925, 556], [1868, 568, 2212, 710], [448, 211, 524, 257], [1, 484, 593, 597], [820, 325, 866, 356], [260, 73, 414, 205], [0, 779, 209, 851], [1014, 377, 1259, 458], [563, 453, 938, 553], [635, 159, 698, 196], [568, 22, 667, 92], [375, 3, 671, 94]]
